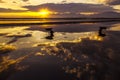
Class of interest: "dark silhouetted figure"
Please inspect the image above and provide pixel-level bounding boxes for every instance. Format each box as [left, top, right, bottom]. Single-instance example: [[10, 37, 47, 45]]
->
[[98, 27, 107, 37], [45, 28, 54, 40]]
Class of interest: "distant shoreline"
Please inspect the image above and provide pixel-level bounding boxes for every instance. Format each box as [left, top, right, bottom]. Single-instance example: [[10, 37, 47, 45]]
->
[[0, 18, 120, 20], [0, 19, 120, 26]]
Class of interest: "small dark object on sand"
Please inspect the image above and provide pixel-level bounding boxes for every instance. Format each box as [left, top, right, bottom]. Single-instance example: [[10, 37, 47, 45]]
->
[[98, 27, 107, 37]]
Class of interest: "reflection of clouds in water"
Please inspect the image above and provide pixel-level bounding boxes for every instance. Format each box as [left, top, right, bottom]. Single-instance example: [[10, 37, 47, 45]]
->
[[35, 33, 120, 80], [0, 27, 29, 34], [0, 28, 104, 48], [0, 55, 30, 80], [0, 43, 16, 54], [0, 22, 120, 80], [109, 23, 120, 31], [0, 43, 34, 80], [0, 56, 27, 72], [35, 52, 45, 56], [0, 22, 118, 48], [0, 26, 32, 44], [33, 32, 103, 47]]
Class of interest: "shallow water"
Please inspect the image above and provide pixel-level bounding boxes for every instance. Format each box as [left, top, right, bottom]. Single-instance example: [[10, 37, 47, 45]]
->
[[0, 21, 120, 80]]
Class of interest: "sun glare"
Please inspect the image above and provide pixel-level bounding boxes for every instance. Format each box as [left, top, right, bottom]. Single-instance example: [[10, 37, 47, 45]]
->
[[38, 9, 51, 17]]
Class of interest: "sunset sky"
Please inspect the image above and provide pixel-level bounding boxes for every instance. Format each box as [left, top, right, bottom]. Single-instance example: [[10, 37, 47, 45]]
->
[[0, 0, 120, 18]]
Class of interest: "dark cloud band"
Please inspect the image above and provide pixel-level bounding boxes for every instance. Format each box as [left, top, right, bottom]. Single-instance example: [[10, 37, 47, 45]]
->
[[24, 3, 115, 13], [107, 0, 120, 5]]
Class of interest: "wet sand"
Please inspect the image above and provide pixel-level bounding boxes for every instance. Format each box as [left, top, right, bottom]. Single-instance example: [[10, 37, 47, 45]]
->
[[0, 22, 120, 80]]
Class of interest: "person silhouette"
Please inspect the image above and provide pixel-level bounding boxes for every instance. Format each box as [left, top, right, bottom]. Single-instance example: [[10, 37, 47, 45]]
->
[[98, 27, 107, 37], [45, 28, 54, 40]]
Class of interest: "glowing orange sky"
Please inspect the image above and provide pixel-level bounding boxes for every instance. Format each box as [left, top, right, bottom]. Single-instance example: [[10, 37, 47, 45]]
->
[[0, 0, 120, 18], [0, 0, 120, 11]]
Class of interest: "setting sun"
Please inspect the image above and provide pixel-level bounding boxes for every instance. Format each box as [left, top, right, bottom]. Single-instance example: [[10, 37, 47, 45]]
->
[[38, 8, 51, 17]]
